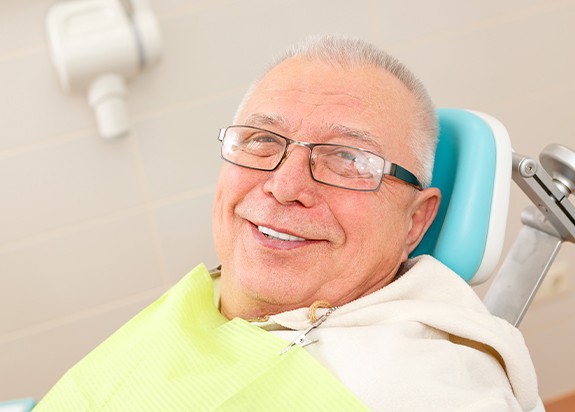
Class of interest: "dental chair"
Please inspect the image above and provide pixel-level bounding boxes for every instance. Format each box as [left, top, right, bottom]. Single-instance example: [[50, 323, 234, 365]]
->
[[8, 110, 570, 412], [0, 398, 36, 411], [412, 108, 511, 285], [413, 108, 575, 412]]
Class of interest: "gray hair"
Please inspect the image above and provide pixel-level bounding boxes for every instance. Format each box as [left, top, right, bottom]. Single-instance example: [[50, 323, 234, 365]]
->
[[234, 34, 438, 187]]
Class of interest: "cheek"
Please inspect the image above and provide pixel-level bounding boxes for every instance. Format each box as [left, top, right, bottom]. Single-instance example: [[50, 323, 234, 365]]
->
[[213, 168, 240, 238], [212, 166, 261, 242], [337, 194, 409, 253], [212, 174, 227, 256], [215, 165, 254, 209]]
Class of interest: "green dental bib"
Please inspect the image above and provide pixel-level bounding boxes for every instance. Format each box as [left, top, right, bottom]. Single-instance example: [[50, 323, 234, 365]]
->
[[35, 264, 369, 411]]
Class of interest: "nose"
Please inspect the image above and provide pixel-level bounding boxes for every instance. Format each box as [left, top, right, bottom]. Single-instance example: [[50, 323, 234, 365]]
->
[[262, 144, 317, 207]]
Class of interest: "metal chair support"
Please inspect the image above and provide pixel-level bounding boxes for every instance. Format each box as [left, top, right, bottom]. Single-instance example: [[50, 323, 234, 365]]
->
[[484, 144, 575, 326]]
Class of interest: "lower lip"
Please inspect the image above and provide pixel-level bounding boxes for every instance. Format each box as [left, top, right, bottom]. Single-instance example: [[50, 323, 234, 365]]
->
[[250, 224, 313, 251]]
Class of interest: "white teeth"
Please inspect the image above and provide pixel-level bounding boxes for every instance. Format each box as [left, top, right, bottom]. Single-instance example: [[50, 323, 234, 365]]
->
[[258, 226, 305, 241]]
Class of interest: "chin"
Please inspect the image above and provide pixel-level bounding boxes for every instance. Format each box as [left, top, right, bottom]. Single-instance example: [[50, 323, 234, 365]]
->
[[236, 264, 312, 307]]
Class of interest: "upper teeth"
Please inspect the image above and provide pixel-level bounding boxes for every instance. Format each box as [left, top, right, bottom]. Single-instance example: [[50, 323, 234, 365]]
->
[[258, 226, 305, 241]]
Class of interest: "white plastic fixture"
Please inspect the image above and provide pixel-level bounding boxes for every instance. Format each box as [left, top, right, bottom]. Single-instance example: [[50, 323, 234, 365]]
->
[[46, 0, 162, 138]]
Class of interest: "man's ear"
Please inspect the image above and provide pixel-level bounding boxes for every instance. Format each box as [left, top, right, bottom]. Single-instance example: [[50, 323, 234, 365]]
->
[[405, 187, 441, 255]]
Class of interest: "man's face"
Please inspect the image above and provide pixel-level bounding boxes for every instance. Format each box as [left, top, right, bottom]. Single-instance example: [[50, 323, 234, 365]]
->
[[213, 57, 438, 319]]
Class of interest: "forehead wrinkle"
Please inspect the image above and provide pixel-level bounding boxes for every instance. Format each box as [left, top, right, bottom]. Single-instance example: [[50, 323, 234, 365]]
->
[[261, 86, 364, 102], [243, 113, 290, 129]]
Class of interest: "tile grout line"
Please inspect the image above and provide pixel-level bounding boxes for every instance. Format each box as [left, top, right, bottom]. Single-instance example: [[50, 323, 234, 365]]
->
[[0, 184, 217, 255], [0, 287, 166, 346], [0, 86, 245, 160], [124, 117, 172, 287], [389, 0, 575, 53]]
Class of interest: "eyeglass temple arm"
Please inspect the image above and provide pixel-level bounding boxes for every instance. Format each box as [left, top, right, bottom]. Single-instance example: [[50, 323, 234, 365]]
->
[[389, 164, 423, 190]]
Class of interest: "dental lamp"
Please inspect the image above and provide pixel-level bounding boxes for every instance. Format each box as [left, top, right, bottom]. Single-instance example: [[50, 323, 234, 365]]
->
[[46, 0, 162, 138]]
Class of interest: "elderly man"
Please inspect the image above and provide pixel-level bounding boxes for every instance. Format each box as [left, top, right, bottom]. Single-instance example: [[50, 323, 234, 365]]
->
[[36, 35, 538, 411]]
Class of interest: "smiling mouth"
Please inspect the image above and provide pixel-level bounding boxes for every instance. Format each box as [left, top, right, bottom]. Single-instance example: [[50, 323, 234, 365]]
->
[[258, 225, 306, 241]]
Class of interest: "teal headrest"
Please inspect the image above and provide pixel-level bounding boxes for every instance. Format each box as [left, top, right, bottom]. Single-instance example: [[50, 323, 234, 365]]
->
[[411, 108, 497, 283]]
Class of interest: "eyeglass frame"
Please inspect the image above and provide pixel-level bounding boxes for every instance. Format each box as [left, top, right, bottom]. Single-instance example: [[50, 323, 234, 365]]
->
[[217, 125, 423, 192]]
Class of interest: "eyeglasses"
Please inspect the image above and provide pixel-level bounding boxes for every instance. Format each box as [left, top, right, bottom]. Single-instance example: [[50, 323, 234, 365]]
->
[[217, 125, 423, 192]]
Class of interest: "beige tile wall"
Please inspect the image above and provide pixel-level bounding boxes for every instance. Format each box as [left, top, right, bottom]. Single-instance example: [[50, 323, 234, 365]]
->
[[0, 0, 574, 403]]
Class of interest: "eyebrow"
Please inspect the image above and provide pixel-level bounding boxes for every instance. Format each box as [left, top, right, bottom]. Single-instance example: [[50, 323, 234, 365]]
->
[[242, 112, 385, 154], [327, 124, 383, 153], [243, 113, 289, 129]]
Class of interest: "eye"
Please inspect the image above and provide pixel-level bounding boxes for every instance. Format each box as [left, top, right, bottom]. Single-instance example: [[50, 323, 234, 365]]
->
[[238, 130, 285, 157], [252, 134, 280, 144], [315, 146, 372, 178], [241, 131, 282, 145], [333, 148, 370, 170], [334, 149, 358, 162]]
